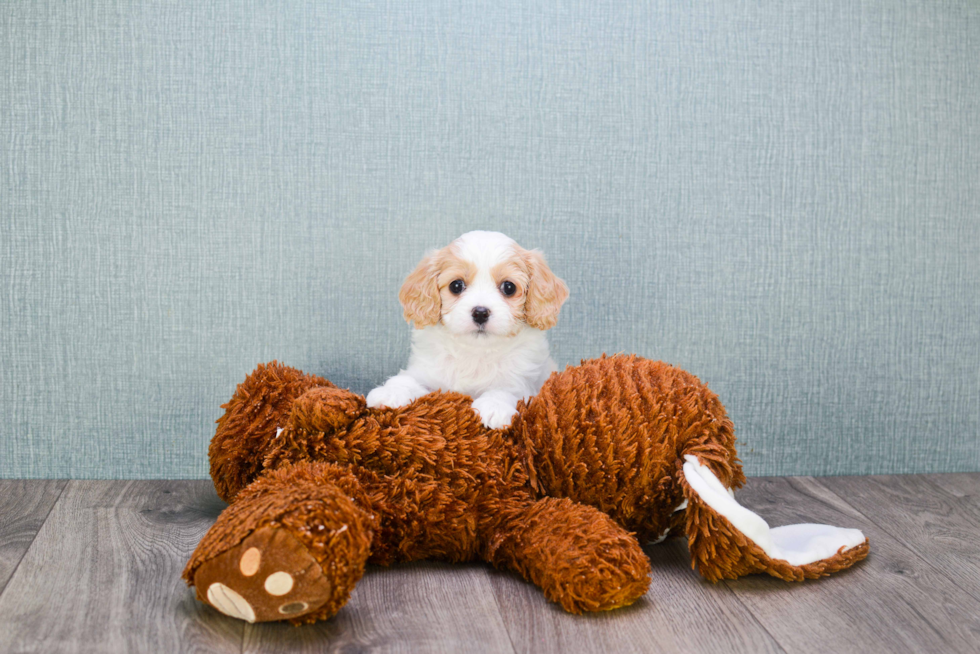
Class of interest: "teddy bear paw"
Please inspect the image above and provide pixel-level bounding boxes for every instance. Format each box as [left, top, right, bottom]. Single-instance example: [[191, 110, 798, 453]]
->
[[193, 526, 333, 623]]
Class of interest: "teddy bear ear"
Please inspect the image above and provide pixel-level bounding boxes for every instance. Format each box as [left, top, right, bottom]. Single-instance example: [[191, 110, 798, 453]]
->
[[288, 386, 367, 433]]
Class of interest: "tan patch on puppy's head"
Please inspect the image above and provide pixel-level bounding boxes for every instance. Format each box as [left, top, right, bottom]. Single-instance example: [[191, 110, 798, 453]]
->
[[435, 249, 478, 320], [516, 247, 569, 330], [399, 245, 477, 327], [490, 255, 530, 332]]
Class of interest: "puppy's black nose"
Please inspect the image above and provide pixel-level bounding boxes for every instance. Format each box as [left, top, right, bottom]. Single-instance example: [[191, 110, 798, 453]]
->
[[471, 307, 490, 325]]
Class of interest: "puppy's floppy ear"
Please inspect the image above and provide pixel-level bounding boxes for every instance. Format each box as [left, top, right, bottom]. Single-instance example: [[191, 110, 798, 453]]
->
[[522, 248, 569, 330], [399, 250, 443, 328]]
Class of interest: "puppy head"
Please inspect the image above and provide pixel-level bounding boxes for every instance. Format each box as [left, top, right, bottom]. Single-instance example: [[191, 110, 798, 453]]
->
[[399, 231, 569, 335]]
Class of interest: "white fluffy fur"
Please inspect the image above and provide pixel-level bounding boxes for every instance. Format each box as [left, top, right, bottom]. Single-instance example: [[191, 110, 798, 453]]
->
[[367, 231, 563, 429]]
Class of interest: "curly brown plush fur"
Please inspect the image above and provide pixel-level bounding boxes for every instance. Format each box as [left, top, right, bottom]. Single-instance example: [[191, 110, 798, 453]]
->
[[184, 355, 868, 625], [512, 355, 745, 541]]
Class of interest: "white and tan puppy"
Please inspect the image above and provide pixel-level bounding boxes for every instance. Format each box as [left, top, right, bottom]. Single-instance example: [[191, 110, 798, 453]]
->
[[366, 231, 569, 429]]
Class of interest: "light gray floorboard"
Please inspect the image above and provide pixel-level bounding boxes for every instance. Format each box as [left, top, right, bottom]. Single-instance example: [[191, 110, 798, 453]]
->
[[487, 536, 785, 654], [0, 480, 241, 654], [243, 562, 516, 654], [922, 472, 980, 500], [0, 480, 66, 593], [727, 476, 980, 654], [817, 473, 980, 604]]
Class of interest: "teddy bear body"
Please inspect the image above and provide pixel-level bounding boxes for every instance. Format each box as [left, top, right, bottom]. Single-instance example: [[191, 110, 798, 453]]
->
[[185, 356, 867, 625], [267, 388, 537, 566]]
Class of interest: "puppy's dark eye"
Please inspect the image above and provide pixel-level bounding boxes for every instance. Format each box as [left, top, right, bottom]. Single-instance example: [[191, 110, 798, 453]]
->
[[449, 279, 465, 295], [499, 281, 517, 297]]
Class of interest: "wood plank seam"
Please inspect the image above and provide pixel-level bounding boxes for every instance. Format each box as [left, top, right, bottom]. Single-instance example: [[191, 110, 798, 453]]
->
[[486, 570, 524, 654], [816, 474, 980, 606], [717, 579, 789, 654], [0, 480, 68, 597], [810, 475, 980, 607]]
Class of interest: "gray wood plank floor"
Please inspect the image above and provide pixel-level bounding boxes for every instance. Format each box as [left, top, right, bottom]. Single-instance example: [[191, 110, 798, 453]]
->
[[0, 474, 977, 654], [0, 480, 66, 594]]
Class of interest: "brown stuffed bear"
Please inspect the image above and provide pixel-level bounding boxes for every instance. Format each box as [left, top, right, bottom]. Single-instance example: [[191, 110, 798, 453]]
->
[[183, 355, 868, 624]]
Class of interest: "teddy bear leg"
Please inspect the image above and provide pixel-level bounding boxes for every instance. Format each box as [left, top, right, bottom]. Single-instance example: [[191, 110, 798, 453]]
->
[[184, 461, 376, 624], [680, 455, 869, 582], [487, 497, 651, 613]]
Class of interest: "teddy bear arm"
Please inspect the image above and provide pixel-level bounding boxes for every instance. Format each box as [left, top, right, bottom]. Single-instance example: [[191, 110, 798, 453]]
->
[[209, 362, 335, 503], [185, 461, 377, 624], [288, 386, 367, 434], [256, 386, 372, 473], [486, 496, 651, 613]]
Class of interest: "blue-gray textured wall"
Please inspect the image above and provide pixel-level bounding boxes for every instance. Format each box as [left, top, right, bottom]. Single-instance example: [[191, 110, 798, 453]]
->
[[2, 1, 978, 479]]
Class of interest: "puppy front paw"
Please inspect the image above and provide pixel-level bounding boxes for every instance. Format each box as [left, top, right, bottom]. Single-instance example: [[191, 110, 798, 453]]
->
[[471, 395, 517, 429], [366, 379, 428, 409], [366, 386, 406, 409]]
